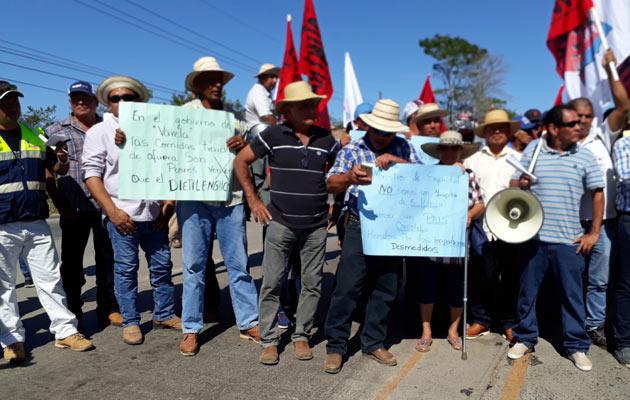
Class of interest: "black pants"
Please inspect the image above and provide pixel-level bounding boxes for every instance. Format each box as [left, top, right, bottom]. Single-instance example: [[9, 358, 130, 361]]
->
[[325, 220, 401, 355], [59, 212, 118, 321], [615, 214, 630, 348]]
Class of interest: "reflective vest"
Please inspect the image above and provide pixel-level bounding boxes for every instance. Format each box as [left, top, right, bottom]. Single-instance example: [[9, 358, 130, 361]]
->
[[0, 123, 49, 224]]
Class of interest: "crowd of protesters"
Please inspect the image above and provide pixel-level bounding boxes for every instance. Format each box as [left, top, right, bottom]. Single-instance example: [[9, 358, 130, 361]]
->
[[1, 49, 629, 375]]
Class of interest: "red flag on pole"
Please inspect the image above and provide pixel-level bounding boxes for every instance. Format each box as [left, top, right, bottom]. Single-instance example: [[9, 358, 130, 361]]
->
[[299, 0, 333, 129], [553, 84, 565, 106], [418, 74, 446, 133], [276, 14, 301, 103], [547, 0, 594, 77]]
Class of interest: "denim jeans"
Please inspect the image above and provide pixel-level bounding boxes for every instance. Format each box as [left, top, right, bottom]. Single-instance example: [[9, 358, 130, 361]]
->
[[177, 202, 258, 333], [18, 257, 30, 280], [581, 219, 616, 330], [105, 220, 176, 327], [615, 214, 630, 348], [512, 241, 590, 353]]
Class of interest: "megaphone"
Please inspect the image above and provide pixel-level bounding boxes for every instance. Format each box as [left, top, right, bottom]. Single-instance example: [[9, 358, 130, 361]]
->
[[484, 188, 544, 244]]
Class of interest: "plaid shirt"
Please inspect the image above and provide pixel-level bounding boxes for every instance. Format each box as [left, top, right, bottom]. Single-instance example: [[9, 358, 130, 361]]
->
[[613, 137, 630, 212], [327, 135, 421, 216], [46, 114, 102, 213]]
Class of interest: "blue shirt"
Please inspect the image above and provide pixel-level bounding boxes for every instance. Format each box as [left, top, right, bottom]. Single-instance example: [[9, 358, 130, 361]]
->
[[327, 135, 421, 216], [613, 137, 630, 212], [513, 140, 604, 244]]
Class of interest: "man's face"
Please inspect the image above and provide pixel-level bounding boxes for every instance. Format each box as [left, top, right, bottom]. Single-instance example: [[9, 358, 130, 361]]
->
[[366, 126, 396, 151], [0, 93, 21, 125], [194, 72, 224, 103], [551, 109, 581, 149], [260, 74, 278, 92], [70, 92, 98, 118], [416, 116, 442, 137], [575, 105, 594, 138], [107, 88, 139, 117], [287, 99, 318, 127], [484, 123, 509, 148]]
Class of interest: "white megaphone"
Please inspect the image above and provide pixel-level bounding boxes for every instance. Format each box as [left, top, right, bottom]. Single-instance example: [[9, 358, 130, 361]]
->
[[484, 188, 544, 243]]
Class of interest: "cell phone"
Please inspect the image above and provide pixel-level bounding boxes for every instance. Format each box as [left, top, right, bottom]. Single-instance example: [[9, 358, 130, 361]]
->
[[360, 162, 373, 178]]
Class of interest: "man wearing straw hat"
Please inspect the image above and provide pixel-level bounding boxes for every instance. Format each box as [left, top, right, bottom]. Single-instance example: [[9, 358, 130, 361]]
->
[[324, 99, 421, 373], [83, 75, 181, 346], [410, 103, 448, 137], [245, 63, 280, 130], [463, 109, 522, 342], [234, 81, 338, 365]]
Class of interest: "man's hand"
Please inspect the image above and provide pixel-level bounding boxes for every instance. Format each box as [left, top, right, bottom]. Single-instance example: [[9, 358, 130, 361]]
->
[[327, 203, 342, 231], [339, 133, 351, 148], [248, 196, 272, 225], [602, 48, 617, 71], [513, 130, 533, 152], [573, 232, 599, 254], [374, 154, 404, 170], [153, 201, 175, 232], [55, 141, 69, 163], [517, 174, 533, 190], [226, 136, 246, 153], [115, 129, 126, 146], [349, 164, 372, 185], [109, 207, 136, 235]]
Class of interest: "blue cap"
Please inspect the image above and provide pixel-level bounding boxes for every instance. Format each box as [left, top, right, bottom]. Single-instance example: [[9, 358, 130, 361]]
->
[[354, 102, 373, 121], [68, 81, 95, 96], [513, 115, 537, 130]]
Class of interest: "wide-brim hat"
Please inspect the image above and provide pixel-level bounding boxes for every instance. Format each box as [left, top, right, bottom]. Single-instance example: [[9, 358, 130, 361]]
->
[[185, 56, 235, 92], [96, 75, 150, 106], [473, 109, 521, 138], [255, 63, 281, 78], [275, 81, 326, 115], [421, 130, 480, 160], [410, 102, 448, 124], [359, 99, 408, 133]]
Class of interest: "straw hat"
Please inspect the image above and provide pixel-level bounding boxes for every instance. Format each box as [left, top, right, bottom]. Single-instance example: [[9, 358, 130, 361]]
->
[[185, 57, 234, 92], [410, 103, 448, 124], [473, 109, 521, 138], [96, 75, 150, 106], [421, 130, 480, 160], [359, 99, 408, 133], [255, 63, 281, 78], [275, 81, 326, 114]]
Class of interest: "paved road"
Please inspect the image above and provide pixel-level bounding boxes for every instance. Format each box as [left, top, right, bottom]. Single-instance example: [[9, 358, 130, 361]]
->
[[3, 218, 629, 399]]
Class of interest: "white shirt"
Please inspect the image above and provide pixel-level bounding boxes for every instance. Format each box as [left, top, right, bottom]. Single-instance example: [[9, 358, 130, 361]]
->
[[591, 116, 621, 153], [245, 83, 274, 130]]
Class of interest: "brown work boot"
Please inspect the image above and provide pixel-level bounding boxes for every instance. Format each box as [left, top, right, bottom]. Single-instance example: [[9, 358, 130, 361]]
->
[[294, 341, 313, 360], [366, 348, 397, 366], [153, 316, 182, 331], [466, 323, 490, 339], [180, 333, 198, 356], [504, 328, 516, 343], [108, 312, 123, 327], [324, 353, 343, 374], [123, 326, 143, 345], [55, 333, 94, 352], [260, 345, 279, 365], [239, 324, 260, 344], [4, 342, 26, 363]]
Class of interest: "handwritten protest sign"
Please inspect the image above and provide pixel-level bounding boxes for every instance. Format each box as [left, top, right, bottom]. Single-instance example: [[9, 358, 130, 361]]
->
[[118, 102, 235, 201], [349, 130, 365, 142], [358, 164, 468, 257], [409, 136, 440, 165]]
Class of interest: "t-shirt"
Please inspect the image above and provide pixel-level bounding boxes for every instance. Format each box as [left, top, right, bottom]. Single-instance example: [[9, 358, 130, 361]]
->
[[0, 126, 57, 169], [578, 132, 616, 220], [245, 83, 274, 131]]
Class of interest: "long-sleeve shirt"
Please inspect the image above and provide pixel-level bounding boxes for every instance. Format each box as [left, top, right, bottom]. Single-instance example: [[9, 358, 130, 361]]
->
[[613, 137, 630, 212]]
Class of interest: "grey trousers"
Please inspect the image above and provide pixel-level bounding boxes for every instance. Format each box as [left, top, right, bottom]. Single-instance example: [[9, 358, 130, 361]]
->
[[259, 221, 327, 347]]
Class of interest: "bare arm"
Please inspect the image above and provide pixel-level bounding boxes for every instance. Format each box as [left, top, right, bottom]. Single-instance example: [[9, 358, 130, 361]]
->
[[573, 189, 604, 254], [234, 145, 272, 225], [604, 49, 630, 132], [467, 203, 485, 227], [326, 164, 371, 194]]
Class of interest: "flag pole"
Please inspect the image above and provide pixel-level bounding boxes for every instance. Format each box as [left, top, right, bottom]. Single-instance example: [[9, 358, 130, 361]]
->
[[590, 7, 620, 81]]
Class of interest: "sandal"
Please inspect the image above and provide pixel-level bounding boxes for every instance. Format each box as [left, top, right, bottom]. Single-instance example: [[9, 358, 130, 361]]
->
[[415, 338, 432, 353], [447, 336, 463, 351]]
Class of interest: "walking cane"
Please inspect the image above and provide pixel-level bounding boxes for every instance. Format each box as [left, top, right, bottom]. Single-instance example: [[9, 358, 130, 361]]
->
[[462, 228, 469, 361]]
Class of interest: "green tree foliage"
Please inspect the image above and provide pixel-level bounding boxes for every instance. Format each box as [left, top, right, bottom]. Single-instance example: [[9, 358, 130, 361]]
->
[[170, 91, 245, 120], [22, 105, 57, 129]]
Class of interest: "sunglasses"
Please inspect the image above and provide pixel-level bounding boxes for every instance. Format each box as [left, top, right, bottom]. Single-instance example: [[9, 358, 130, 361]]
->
[[372, 128, 395, 136], [108, 94, 138, 103], [557, 120, 581, 128]]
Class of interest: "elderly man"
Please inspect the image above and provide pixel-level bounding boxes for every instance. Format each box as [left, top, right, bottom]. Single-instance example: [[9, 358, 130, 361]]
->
[[324, 99, 420, 374], [508, 104, 604, 372], [177, 57, 260, 356], [83, 76, 180, 346], [410, 103, 447, 137], [464, 109, 522, 342], [46, 81, 119, 327], [234, 81, 338, 365], [0, 81, 94, 363]]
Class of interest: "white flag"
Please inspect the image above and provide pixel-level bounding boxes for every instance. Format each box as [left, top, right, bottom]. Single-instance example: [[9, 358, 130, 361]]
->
[[343, 52, 363, 129]]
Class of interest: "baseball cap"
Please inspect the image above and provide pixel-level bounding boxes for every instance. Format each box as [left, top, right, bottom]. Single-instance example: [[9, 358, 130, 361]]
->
[[354, 102, 373, 121], [68, 81, 95, 96], [401, 99, 423, 125], [524, 108, 541, 125], [0, 81, 24, 100]]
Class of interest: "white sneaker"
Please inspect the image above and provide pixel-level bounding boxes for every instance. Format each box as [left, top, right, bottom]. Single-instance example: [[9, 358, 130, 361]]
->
[[569, 352, 592, 371], [507, 342, 531, 360]]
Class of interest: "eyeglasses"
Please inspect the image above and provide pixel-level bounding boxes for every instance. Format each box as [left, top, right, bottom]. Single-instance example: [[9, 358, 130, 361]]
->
[[557, 120, 581, 128], [108, 94, 138, 103]]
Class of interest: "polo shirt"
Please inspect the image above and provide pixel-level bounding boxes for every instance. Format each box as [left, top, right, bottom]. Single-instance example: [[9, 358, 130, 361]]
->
[[249, 122, 338, 229], [513, 140, 604, 245]]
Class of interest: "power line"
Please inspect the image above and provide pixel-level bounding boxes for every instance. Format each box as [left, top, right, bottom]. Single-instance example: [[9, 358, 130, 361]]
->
[[0, 77, 66, 94]]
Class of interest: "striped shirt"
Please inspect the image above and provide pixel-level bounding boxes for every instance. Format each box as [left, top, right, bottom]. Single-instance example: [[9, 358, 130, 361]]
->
[[249, 122, 338, 229], [613, 137, 630, 212], [512, 140, 604, 244]]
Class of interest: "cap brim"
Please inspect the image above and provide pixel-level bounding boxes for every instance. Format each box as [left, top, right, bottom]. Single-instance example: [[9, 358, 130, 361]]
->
[[255, 68, 281, 78], [0, 90, 24, 100], [359, 113, 407, 133], [410, 109, 449, 124], [185, 70, 235, 92], [473, 120, 521, 138]]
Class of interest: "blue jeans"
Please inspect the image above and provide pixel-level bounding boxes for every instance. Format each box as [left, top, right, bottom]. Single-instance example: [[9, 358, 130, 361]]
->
[[177, 202, 258, 333], [105, 220, 176, 327], [18, 257, 30, 280], [581, 219, 617, 330], [513, 241, 590, 353]]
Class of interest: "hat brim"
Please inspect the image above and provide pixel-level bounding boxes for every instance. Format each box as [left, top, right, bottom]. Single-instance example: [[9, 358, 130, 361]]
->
[[360, 112, 408, 133], [96, 76, 150, 106], [421, 142, 480, 160], [255, 67, 281, 78], [0, 90, 24, 100], [275, 94, 326, 115], [473, 120, 521, 138], [410, 109, 449, 125], [185, 70, 234, 92]]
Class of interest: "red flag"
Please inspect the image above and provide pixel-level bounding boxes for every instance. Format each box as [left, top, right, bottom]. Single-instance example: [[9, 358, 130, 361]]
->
[[276, 15, 301, 103], [299, 0, 333, 129], [547, 0, 594, 77], [553, 84, 565, 106], [418, 74, 446, 133]]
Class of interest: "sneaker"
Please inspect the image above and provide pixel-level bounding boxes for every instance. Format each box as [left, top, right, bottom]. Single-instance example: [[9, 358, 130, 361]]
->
[[277, 310, 290, 329], [507, 342, 532, 360], [614, 347, 630, 368], [24, 278, 34, 288], [587, 326, 607, 349], [4, 342, 25, 363], [180, 333, 198, 356], [55, 333, 94, 352], [568, 352, 592, 371], [239, 324, 260, 343], [153, 316, 182, 331]]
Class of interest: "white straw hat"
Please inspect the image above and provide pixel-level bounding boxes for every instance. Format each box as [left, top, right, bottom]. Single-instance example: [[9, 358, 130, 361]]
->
[[275, 81, 326, 114], [96, 75, 150, 106], [255, 64, 281, 78], [359, 99, 408, 133], [185, 57, 235, 92], [410, 103, 449, 124], [473, 109, 521, 138]]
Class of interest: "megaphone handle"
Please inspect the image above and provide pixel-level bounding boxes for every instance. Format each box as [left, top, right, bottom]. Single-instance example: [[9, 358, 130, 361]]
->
[[527, 132, 547, 175]]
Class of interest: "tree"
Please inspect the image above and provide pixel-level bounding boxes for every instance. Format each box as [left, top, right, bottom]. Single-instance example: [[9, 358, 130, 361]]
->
[[170, 91, 245, 120], [22, 105, 57, 129]]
